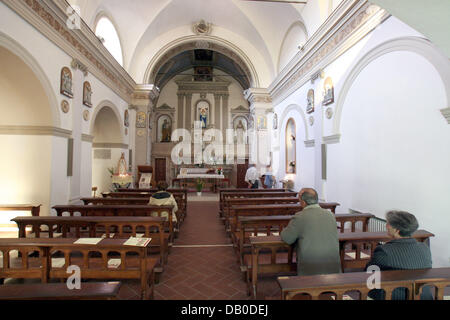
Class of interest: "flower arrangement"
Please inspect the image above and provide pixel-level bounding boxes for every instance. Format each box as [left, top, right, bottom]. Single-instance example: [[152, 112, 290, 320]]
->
[[196, 179, 205, 193]]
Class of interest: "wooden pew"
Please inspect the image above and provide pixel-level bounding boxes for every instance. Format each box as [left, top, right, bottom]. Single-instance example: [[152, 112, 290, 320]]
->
[[51, 205, 175, 243], [277, 268, 450, 300], [81, 197, 185, 226], [227, 203, 341, 236], [246, 231, 434, 298], [100, 192, 187, 223], [0, 282, 122, 300], [219, 188, 289, 211], [0, 238, 157, 300], [235, 213, 375, 266], [11, 216, 169, 266], [221, 192, 298, 217]]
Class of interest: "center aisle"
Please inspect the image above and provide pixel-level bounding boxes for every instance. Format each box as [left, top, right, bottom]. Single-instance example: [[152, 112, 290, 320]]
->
[[155, 201, 249, 300]]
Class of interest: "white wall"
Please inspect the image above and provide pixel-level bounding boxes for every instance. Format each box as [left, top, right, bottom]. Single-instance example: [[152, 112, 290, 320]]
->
[[327, 50, 450, 267], [273, 16, 450, 267]]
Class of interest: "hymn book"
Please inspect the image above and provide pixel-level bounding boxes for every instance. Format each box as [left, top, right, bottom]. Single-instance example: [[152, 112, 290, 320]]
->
[[123, 237, 152, 247], [74, 238, 103, 245]]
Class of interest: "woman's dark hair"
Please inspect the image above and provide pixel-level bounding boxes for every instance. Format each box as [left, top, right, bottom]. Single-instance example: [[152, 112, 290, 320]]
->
[[386, 210, 419, 237], [157, 181, 169, 191]]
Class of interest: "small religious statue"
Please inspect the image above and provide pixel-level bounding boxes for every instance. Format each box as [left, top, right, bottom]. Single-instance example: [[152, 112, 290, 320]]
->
[[83, 82, 92, 107], [60, 67, 73, 98], [161, 118, 172, 142], [111, 153, 133, 190], [200, 108, 208, 128], [235, 119, 246, 145]]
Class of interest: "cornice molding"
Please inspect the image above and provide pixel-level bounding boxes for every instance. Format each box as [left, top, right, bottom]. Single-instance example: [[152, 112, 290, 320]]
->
[[440, 108, 450, 124], [304, 139, 315, 148], [2, 0, 136, 102], [269, 0, 390, 105], [323, 134, 341, 144], [81, 134, 94, 142], [244, 88, 272, 104], [0, 125, 72, 138], [93, 143, 129, 149]]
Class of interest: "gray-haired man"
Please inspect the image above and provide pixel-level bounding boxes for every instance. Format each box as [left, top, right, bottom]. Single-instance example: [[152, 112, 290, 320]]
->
[[281, 188, 341, 276], [366, 210, 432, 300]]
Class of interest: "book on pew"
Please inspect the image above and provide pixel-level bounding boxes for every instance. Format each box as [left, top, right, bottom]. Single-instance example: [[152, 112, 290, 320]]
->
[[108, 259, 121, 269], [123, 237, 151, 247], [51, 258, 66, 268], [74, 238, 103, 245]]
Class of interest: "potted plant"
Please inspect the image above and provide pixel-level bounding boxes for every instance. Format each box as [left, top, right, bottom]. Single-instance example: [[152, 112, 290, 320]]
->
[[196, 178, 204, 196]]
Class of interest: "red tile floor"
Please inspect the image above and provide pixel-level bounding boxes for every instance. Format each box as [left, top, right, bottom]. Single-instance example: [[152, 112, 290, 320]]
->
[[118, 201, 280, 300]]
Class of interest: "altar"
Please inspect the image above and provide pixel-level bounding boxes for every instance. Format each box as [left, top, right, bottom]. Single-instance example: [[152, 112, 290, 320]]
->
[[174, 168, 228, 192]]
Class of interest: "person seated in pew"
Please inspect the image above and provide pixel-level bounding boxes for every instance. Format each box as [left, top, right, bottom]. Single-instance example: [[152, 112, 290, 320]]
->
[[245, 164, 260, 189], [365, 210, 432, 300], [149, 181, 178, 223], [281, 188, 341, 276]]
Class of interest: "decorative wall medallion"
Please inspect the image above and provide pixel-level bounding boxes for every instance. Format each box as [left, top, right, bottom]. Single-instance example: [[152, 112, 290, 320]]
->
[[60, 67, 73, 98], [83, 110, 90, 121], [124, 110, 129, 127], [309, 116, 314, 126], [326, 107, 334, 119], [306, 89, 315, 114], [83, 81, 92, 107], [137, 129, 145, 137], [193, 20, 212, 36], [136, 112, 146, 128], [61, 100, 70, 113]]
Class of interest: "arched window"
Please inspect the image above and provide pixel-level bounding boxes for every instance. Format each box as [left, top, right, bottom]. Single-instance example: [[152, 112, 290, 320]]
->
[[95, 16, 123, 66]]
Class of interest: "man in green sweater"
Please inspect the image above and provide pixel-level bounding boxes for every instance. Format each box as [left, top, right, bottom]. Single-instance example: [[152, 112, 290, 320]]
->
[[281, 188, 341, 276]]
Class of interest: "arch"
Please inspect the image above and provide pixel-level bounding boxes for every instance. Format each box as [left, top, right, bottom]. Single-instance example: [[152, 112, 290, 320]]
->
[[278, 104, 309, 141], [333, 36, 450, 136], [277, 21, 309, 73], [0, 31, 60, 128], [144, 36, 260, 87], [90, 99, 125, 144], [93, 11, 125, 66]]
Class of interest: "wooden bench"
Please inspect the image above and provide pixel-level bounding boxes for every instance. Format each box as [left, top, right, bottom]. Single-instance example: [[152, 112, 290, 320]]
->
[[100, 192, 187, 223], [246, 231, 434, 298], [0, 282, 122, 300], [221, 192, 298, 217], [11, 216, 169, 266], [277, 268, 450, 300], [0, 238, 157, 300], [52, 205, 175, 243], [227, 203, 341, 236], [81, 197, 185, 226], [235, 213, 375, 266]]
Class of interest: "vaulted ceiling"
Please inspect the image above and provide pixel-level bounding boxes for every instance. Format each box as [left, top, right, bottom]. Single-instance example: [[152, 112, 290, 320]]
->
[[67, 0, 337, 85]]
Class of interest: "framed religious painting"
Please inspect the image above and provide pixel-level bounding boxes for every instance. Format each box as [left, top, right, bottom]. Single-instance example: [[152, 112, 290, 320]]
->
[[285, 118, 296, 174], [83, 81, 93, 107], [323, 77, 334, 106], [60, 67, 73, 98], [124, 110, 129, 127], [136, 111, 146, 128], [306, 89, 315, 114]]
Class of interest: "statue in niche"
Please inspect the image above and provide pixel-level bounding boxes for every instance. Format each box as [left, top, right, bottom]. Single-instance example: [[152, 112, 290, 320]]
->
[[235, 119, 246, 145], [117, 153, 128, 176], [161, 118, 172, 142], [200, 108, 208, 128], [83, 82, 92, 107], [60, 67, 73, 98]]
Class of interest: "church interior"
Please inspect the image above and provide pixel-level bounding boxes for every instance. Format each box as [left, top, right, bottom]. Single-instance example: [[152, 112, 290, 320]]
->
[[0, 0, 449, 301]]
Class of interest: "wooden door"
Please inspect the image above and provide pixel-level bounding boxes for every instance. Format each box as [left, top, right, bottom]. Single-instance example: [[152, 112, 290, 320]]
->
[[155, 158, 166, 183], [236, 159, 249, 188]]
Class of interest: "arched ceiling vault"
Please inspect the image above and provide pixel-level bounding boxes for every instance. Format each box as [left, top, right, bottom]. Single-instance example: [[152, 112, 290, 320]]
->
[[67, 0, 321, 85]]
